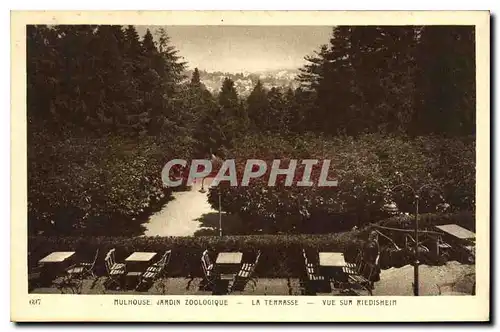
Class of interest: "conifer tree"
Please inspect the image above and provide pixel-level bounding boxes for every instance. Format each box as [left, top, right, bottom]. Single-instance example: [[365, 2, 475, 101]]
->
[[246, 80, 269, 131]]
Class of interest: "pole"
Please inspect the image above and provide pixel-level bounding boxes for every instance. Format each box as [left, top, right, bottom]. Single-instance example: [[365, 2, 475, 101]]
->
[[199, 177, 206, 193], [218, 189, 222, 237], [414, 195, 420, 296]]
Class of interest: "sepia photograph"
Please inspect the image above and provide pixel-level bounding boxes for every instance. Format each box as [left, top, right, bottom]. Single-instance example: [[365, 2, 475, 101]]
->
[[11, 10, 490, 322]]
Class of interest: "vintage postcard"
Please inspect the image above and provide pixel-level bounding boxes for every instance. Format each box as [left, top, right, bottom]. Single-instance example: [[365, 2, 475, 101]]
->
[[11, 10, 490, 322]]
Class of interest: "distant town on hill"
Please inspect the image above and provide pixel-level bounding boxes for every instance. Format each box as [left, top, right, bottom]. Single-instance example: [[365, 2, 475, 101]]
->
[[184, 68, 301, 96]]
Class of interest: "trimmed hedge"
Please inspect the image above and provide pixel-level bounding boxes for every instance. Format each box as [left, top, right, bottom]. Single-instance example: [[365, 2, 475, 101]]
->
[[28, 212, 474, 278], [28, 232, 359, 278]]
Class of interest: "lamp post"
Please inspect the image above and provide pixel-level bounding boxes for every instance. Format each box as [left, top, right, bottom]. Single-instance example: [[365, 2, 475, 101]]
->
[[199, 177, 207, 193], [218, 188, 222, 237], [388, 182, 441, 296]]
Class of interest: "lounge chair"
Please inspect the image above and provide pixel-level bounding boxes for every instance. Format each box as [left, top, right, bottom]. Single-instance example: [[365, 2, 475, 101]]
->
[[104, 249, 126, 289], [303, 249, 324, 282], [136, 250, 172, 290], [299, 249, 326, 294], [200, 250, 216, 290], [343, 254, 378, 296], [232, 251, 261, 292], [65, 249, 99, 280], [342, 252, 363, 275]]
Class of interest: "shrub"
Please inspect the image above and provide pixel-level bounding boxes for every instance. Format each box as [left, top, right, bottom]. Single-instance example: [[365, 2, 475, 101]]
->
[[209, 134, 475, 234], [28, 133, 195, 236]]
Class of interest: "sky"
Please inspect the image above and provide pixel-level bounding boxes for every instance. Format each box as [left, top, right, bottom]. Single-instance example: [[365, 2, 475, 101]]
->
[[136, 26, 333, 73]]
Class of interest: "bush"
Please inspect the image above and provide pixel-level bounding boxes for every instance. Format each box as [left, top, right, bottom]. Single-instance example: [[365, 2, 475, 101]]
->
[[209, 134, 475, 234], [28, 232, 359, 278], [28, 133, 195, 236]]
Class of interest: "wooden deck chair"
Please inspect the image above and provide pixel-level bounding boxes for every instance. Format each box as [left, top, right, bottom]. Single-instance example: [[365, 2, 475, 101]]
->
[[303, 249, 324, 282], [300, 249, 325, 294], [343, 251, 363, 275], [104, 249, 125, 289], [345, 254, 379, 296], [232, 251, 261, 292], [66, 248, 99, 280], [136, 250, 172, 290], [200, 249, 216, 290]]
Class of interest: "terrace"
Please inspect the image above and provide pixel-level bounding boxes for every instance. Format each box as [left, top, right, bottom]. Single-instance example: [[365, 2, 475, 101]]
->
[[30, 248, 475, 296]]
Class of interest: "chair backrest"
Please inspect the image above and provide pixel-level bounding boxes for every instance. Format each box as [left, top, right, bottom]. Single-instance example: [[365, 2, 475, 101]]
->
[[104, 254, 112, 273], [254, 250, 261, 265], [201, 250, 212, 267], [201, 260, 209, 277], [249, 250, 262, 275], [354, 252, 364, 274], [201, 250, 213, 278], [302, 249, 308, 263], [90, 248, 99, 268], [104, 249, 116, 273], [159, 250, 172, 267]]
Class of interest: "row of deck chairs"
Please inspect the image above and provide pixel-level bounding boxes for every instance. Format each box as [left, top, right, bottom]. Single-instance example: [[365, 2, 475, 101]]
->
[[201, 250, 261, 293], [302, 249, 377, 295]]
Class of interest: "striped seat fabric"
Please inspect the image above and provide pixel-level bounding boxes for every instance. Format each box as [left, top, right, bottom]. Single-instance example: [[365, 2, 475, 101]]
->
[[232, 251, 261, 292], [146, 265, 161, 272], [135, 250, 172, 291], [306, 263, 324, 281], [67, 266, 85, 274], [237, 269, 250, 278], [111, 263, 125, 270], [349, 274, 369, 284], [104, 249, 125, 289], [65, 248, 100, 280], [342, 266, 356, 275]]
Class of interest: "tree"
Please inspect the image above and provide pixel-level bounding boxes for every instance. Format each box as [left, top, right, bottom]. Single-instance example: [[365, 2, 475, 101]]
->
[[198, 77, 246, 150], [267, 87, 288, 132], [246, 80, 269, 131], [190, 67, 202, 88], [27, 25, 59, 123], [412, 26, 475, 136], [155, 27, 187, 96], [124, 25, 143, 61]]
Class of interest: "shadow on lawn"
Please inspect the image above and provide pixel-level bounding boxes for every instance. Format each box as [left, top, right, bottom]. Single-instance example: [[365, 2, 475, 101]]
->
[[193, 212, 246, 236]]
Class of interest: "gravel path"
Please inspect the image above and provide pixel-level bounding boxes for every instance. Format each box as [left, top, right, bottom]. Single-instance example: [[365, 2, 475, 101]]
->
[[142, 178, 218, 236]]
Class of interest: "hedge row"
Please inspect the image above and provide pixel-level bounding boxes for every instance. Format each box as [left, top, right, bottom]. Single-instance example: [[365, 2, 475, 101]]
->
[[28, 232, 359, 278], [28, 212, 474, 278]]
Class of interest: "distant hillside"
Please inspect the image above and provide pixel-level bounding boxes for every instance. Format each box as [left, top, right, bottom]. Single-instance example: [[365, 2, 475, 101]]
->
[[185, 69, 301, 96]]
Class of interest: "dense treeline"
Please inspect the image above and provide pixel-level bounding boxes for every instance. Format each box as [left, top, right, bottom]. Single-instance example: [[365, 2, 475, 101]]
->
[[28, 25, 200, 235], [27, 25, 475, 236], [207, 134, 475, 234]]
